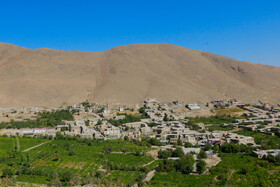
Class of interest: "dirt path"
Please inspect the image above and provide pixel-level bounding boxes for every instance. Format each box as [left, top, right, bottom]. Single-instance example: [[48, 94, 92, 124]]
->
[[204, 155, 221, 173], [110, 151, 132, 154], [229, 128, 242, 133], [226, 169, 235, 186], [22, 141, 52, 152], [16, 136, 20, 151], [142, 159, 156, 167], [143, 170, 155, 182]]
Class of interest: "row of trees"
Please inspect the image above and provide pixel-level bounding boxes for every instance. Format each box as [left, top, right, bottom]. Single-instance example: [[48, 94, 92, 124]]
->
[[157, 147, 207, 174], [108, 114, 141, 126], [220, 143, 255, 154], [158, 154, 206, 174], [0, 110, 74, 129]]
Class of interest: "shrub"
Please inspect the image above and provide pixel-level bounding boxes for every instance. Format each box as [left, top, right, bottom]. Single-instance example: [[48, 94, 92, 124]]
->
[[2, 168, 13, 177]]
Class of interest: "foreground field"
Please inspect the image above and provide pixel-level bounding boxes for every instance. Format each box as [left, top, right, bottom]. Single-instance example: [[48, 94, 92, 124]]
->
[[1, 136, 280, 186], [151, 154, 280, 186], [0, 136, 154, 186], [0, 136, 48, 157]]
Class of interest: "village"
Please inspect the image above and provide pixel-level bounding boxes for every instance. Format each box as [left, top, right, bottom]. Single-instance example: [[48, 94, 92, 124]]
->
[[0, 98, 280, 163]]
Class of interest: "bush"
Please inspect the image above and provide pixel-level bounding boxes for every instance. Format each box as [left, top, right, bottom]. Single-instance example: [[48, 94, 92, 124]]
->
[[2, 168, 13, 177], [95, 171, 104, 179], [148, 122, 157, 127], [240, 167, 249, 175], [50, 179, 62, 187], [184, 142, 193, 148], [96, 119, 102, 125], [157, 159, 176, 172]]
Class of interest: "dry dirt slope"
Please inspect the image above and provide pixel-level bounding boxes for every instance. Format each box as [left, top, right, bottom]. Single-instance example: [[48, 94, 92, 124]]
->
[[0, 42, 279, 107]]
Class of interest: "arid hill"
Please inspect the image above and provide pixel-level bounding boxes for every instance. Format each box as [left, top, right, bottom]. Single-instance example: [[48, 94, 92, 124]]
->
[[0, 42, 279, 107]]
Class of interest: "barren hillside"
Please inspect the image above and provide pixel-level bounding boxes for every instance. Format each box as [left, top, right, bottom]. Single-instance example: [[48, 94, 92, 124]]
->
[[0, 42, 279, 107]]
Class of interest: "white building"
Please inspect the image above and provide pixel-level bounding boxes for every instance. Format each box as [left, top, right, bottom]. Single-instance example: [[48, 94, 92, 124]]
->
[[187, 104, 201, 110]]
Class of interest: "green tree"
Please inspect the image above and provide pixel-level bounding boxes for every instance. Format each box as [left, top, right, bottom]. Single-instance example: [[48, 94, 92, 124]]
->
[[213, 145, 219, 153], [204, 143, 212, 151], [124, 136, 129, 141], [198, 150, 207, 159], [184, 142, 193, 147], [163, 113, 169, 121], [96, 119, 102, 125], [196, 160, 206, 174], [158, 150, 172, 159], [177, 139, 183, 146], [172, 147, 184, 158], [175, 154, 195, 174], [158, 159, 176, 172]]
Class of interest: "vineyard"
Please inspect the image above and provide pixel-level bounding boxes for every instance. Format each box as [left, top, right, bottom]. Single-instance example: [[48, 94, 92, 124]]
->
[[0, 136, 155, 185], [150, 153, 280, 186], [1, 136, 280, 186]]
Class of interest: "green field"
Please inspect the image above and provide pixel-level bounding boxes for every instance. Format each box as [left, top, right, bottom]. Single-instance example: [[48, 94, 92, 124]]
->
[[151, 154, 280, 186], [1, 136, 280, 186], [0, 136, 48, 157], [0, 136, 154, 186]]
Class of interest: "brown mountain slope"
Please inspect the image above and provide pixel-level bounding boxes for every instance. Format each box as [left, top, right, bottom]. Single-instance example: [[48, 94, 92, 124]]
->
[[0, 42, 279, 107]]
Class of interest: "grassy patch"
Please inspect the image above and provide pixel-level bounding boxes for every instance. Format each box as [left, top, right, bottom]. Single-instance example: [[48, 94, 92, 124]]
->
[[215, 108, 244, 116], [16, 175, 49, 184], [151, 172, 214, 186], [186, 116, 243, 125]]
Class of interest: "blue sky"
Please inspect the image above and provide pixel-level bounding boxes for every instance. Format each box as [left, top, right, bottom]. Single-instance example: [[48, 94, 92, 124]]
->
[[0, 0, 279, 66]]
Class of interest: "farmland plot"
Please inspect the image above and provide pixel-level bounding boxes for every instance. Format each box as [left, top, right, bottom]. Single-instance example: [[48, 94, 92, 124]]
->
[[0, 137, 154, 186]]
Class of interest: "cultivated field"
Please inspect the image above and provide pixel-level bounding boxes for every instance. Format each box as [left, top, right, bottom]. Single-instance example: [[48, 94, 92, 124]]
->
[[0, 137, 155, 185]]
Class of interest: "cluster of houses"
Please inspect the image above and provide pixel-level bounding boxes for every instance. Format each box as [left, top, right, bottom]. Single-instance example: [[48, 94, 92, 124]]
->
[[1, 98, 280, 161], [253, 149, 280, 159]]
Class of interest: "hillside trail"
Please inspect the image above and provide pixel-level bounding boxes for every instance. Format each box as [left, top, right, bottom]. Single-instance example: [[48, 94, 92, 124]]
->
[[142, 159, 156, 167]]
